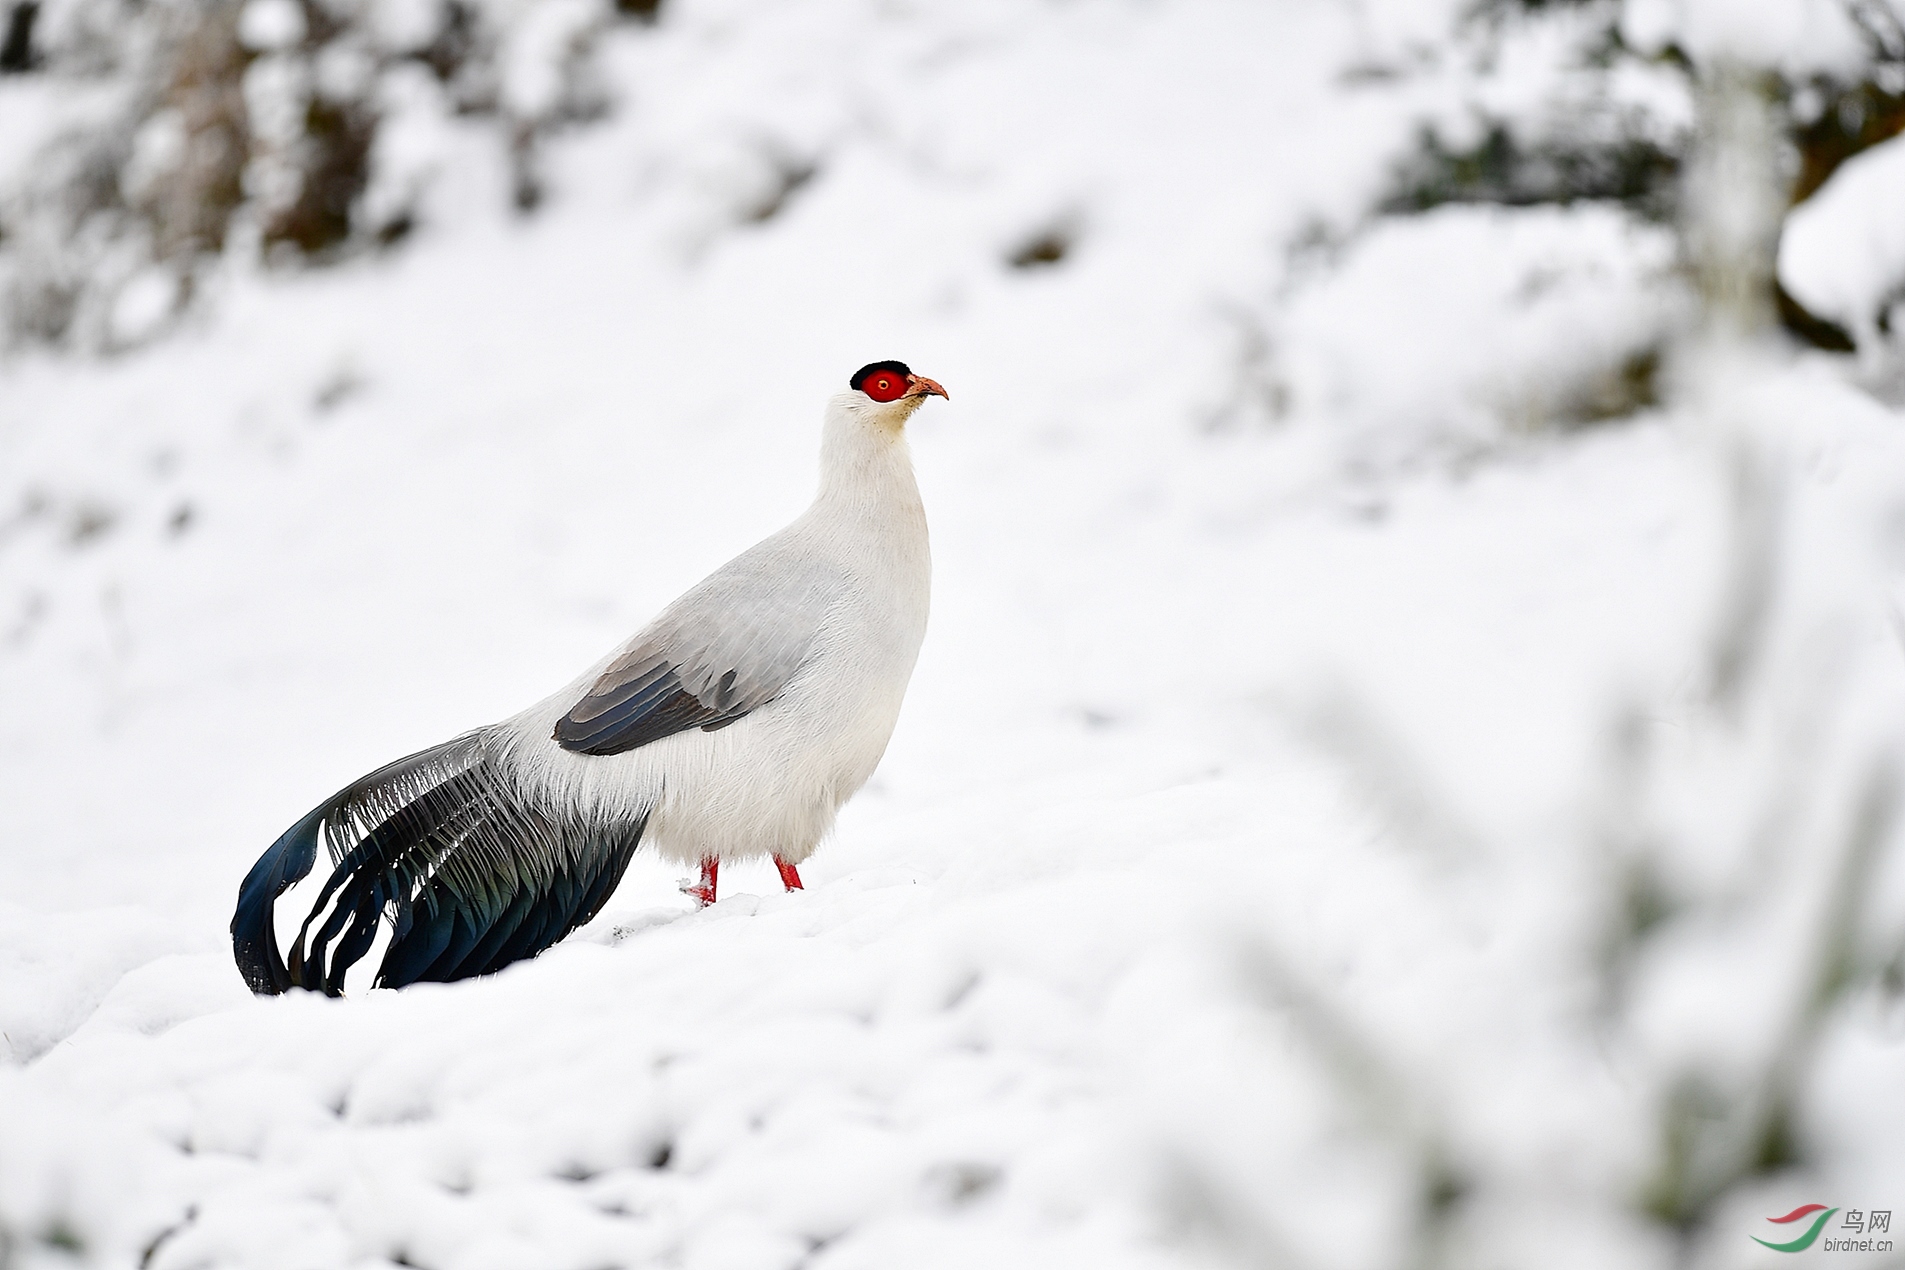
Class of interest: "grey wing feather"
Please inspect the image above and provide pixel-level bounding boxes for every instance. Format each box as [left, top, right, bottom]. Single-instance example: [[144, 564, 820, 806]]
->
[[554, 542, 845, 757]]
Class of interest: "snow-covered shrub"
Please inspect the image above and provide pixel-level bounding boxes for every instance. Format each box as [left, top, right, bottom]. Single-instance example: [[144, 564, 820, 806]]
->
[[0, 0, 626, 349], [1379, 0, 1903, 233], [1380, 0, 1694, 224], [1287, 0, 1905, 436]]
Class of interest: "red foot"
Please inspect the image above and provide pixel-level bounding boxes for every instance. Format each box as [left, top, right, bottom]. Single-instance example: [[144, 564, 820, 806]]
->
[[684, 858, 718, 906], [773, 856, 803, 892]]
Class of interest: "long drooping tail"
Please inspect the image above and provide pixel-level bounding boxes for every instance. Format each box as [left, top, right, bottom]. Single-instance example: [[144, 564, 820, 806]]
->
[[232, 733, 644, 995]]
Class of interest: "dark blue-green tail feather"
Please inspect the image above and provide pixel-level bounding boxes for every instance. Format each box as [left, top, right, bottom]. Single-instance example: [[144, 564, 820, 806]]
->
[[232, 805, 329, 994], [231, 735, 645, 996]]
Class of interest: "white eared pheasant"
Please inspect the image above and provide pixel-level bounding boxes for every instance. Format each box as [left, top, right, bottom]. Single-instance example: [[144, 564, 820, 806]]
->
[[232, 362, 947, 995]]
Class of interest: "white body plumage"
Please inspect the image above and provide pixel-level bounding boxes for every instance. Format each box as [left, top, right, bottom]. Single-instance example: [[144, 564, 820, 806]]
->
[[491, 388, 931, 868]]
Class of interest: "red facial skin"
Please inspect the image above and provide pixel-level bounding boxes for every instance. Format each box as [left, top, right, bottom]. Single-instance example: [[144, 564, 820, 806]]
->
[[858, 371, 950, 403]]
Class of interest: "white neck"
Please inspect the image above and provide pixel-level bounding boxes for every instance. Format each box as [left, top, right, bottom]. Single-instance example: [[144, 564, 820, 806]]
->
[[813, 392, 925, 524]]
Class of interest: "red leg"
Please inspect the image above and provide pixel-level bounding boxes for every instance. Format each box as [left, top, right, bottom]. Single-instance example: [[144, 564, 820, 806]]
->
[[773, 856, 803, 892], [684, 857, 718, 906]]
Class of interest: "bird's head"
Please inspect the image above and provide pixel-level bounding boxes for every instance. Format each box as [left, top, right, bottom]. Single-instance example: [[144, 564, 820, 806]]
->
[[841, 360, 949, 430]]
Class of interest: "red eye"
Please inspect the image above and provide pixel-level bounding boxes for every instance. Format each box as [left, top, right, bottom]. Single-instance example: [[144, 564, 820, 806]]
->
[[862, 373, 908, 403]]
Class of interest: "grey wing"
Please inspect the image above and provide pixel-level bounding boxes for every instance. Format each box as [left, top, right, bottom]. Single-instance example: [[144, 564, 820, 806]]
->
[[553, 547, 845, 757]]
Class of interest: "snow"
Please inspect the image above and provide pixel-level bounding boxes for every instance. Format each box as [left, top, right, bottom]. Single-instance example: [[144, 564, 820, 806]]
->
[[1270, 203, 1686, 452], [1622, 0, 1870, 76], [4, 0, 1905, 1267], [1780, 132, 1905, 355], [238, 0, 307, 55]]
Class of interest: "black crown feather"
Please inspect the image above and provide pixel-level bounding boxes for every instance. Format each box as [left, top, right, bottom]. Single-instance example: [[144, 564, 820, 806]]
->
[[850, 361, 911, 391]]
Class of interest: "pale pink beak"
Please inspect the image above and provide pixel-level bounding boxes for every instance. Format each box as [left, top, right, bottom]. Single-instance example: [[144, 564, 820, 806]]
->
[[906, 374, 949, 401]]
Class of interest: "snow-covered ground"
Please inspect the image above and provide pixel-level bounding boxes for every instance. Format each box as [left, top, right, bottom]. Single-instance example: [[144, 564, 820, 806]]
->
[[5, 1, 1905, 1267]]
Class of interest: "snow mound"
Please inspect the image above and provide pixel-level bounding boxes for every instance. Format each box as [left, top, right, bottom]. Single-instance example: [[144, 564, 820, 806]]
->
[[1273, 204, 1686, 457], [1780, 132, 1905, 354]]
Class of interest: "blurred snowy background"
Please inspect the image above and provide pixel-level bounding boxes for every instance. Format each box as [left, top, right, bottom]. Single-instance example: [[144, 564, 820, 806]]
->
[[5, 0, 1905, 1265]]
